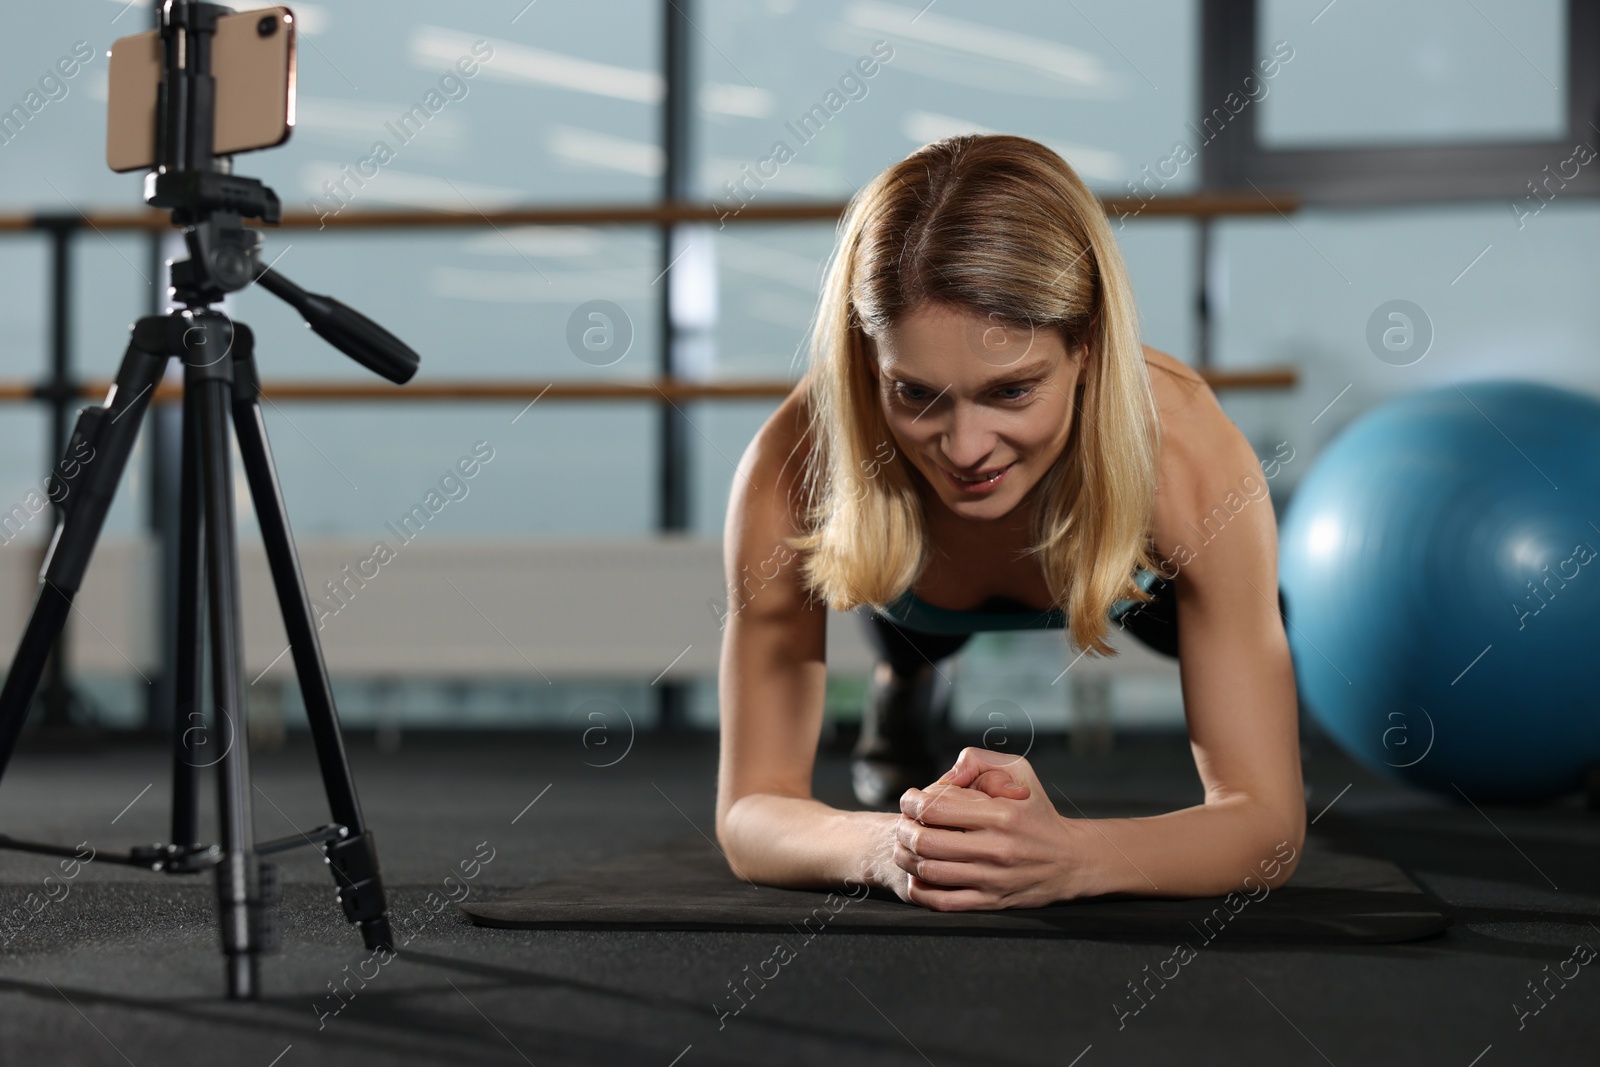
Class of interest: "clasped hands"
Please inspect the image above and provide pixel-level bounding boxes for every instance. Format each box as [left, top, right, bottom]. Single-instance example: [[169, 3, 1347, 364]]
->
[[886, 747, 1085, 911]]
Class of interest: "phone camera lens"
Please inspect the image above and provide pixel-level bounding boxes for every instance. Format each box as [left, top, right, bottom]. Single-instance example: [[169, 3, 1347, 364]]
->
[[257, 15, 278, 37]]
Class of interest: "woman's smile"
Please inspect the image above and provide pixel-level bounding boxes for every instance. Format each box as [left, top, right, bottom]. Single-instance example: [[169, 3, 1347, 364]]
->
[[939, 461, 1014, 494]]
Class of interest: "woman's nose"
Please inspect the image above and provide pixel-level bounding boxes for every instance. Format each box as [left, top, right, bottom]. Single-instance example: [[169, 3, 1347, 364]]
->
[[938, 405, 997, 469]]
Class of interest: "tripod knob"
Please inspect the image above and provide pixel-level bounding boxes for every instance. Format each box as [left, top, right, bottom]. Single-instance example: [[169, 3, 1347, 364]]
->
[[257, 860, 280, 906], [252, 861, 281, 955], [252, 906, 280, 955]]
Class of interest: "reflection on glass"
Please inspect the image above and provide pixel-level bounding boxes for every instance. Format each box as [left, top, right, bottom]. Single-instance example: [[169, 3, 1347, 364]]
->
[[1259, 0, 1565, 149], [695, 0, 1195, 203], [254, 403, 657, 538], [0, 0, 662, 210]]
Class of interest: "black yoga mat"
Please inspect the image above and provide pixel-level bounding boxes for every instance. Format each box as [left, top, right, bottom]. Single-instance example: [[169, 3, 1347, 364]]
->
[[461, 833, 1446, 944]]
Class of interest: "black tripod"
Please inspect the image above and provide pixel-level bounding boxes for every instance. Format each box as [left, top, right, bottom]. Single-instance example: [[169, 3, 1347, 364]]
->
[[0, 2, 419, 999]]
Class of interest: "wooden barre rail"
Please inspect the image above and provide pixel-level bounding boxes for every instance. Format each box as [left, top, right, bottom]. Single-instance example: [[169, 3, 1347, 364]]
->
[[0, 368, 1298, 404], [0, 193, 1300, 234]]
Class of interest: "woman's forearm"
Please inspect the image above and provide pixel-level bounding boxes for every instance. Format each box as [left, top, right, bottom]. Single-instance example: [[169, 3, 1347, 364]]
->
[[719, 793, 896, 891], [1069, 796, 1306, 900]]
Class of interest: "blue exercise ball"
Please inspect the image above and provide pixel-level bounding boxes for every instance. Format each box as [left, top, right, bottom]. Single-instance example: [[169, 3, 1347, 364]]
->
[[1279, 380, 1600, 803]]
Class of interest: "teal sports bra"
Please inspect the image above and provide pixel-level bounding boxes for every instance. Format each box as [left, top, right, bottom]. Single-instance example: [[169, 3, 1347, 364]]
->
[[876, 567, 1164, 635]]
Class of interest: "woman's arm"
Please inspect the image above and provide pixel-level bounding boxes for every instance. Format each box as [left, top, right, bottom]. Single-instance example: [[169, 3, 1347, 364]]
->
[[1030, 559, 1305, 902], [895, 355, 1305, 906], [906, 530, 1303, 904], [1062, 589, 1303, 898], [1067, 350, 1304, 896], [1122, 357, 1306, 892], [714, 388, 906, 895], [912, 549, 1305, 901], [715, 597, 899, 891], [896, 738, 1299, 908]]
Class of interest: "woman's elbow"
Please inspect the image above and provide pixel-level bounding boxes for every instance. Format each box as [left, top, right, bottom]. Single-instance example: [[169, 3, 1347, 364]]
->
[[714, 793, 742, 854], [1252, 802, 1306, 890], [715, 789, 763, 863]]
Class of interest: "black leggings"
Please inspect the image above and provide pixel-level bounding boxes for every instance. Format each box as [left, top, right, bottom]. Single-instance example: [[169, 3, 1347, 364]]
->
[[858, 578, 1288, 677]]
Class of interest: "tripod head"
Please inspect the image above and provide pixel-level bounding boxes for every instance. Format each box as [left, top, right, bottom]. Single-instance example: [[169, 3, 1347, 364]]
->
[[143, 1, 419, 384]]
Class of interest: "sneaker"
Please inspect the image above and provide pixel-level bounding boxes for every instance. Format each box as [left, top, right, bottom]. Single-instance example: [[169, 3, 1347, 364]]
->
[[851, 661, 946, 809]]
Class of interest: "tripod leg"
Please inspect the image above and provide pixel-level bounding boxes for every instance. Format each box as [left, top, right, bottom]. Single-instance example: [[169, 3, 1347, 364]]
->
[[230, 336, 393, 952], [0, 319, 171, 776], [171, 381, 205, 849], [187, 316, 262, 1000]]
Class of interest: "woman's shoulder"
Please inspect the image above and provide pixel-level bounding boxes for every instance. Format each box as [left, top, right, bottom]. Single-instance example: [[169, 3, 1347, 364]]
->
[[1139, 344, 1273, 556], [1142, 344, 1210, 413], [1139, 343, 1243, 447], [731, 372, 817, 532]]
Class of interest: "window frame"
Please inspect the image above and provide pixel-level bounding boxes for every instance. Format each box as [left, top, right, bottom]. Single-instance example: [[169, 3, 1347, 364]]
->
[[1201, 0, 1600, 203]]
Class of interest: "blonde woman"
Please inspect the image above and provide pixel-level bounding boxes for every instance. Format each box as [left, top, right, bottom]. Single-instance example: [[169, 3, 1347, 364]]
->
[[716, 135, 1304, 910]]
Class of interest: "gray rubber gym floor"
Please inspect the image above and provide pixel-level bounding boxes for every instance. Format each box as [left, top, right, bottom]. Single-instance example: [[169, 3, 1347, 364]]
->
[[0, 728, 1594, 1066]]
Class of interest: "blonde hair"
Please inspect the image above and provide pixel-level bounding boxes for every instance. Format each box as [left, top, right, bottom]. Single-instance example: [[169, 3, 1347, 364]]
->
[[788, 134, 1161, 657]]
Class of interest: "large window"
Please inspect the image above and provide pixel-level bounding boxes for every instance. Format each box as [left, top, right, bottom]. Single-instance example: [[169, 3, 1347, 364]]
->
[[1259, 0, 1567, 149], [1203, 0, 1600, 201]]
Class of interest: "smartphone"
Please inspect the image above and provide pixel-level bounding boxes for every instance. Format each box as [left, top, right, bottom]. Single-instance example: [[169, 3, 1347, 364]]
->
[[106, 5, 296, 173]]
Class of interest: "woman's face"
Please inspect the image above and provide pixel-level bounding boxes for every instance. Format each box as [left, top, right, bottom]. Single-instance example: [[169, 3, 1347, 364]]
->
[[871, 303, 1082, 523]]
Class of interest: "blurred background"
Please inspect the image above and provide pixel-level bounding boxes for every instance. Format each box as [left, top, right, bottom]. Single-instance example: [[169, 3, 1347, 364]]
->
[[0, 0, 1595, 749]]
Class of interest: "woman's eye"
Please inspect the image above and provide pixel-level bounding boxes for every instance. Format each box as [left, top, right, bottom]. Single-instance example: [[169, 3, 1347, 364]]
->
[[893, 384, 1032, 404]]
